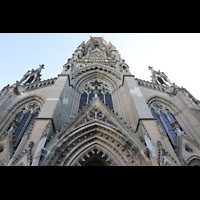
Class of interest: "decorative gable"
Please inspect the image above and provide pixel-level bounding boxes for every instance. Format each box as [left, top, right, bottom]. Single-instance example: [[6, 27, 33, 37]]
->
[[64, 97, 119, 132], [89, 49, 105, 59]]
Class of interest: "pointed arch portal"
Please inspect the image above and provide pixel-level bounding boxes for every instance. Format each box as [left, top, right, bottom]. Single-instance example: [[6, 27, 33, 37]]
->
[[45, 122, 146, 166]]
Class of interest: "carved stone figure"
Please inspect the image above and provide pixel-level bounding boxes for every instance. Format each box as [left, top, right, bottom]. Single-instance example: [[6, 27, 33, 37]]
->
[[86, 46, 92, 58], [0, 84, 10, 98], [1, 36, 200, 167], [18, 64, 45, 86], [148, 66, 173, 86], [174, 125, 186, 137], [18, 70, 33, 85]]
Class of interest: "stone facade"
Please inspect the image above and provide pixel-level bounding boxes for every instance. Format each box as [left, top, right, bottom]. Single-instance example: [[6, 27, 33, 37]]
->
[[0, 37, 200, 166]]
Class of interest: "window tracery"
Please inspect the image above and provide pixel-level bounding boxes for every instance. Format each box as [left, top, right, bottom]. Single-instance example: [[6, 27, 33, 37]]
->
[[79, 80, 114, 110], [150, 102, 184, 150], [6, 101, 41, 156]]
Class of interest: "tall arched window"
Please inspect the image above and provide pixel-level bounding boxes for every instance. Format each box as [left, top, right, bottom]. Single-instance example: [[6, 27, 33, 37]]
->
[[98, 92, 104, 103], [79, 92, 88, 109], [79, 80, 114, 111], [150, 103, 184, 150], [105, 92, 113, 110], [5, 101, 41, 156]]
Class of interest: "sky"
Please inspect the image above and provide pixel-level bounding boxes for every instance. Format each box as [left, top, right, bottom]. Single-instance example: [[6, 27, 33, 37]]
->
[[0, 33, 200, 100]]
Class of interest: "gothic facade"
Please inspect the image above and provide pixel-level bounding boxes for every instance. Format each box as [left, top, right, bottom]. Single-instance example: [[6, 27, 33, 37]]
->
[[0, 37, 200, 166]]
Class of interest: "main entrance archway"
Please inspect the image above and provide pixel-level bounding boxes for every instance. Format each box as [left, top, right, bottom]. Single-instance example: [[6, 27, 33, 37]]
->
[[44, 122, 147, 166]]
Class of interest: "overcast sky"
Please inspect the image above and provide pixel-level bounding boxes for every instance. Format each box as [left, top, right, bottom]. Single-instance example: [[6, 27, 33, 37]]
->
[[0, 33, 199, 100]]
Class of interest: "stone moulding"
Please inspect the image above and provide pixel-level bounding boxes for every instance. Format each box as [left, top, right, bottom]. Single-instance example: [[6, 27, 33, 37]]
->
[[71, 64, 121, 81], [44, 121, 147, 166], [0, 95, 44, 142], [24, 77, 57, 93], [135, 78, 167, 93]]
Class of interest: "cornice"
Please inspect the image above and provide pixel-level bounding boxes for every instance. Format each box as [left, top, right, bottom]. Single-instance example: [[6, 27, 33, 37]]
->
[[135, 78, 167, 93], [24, 77, 57, 93]]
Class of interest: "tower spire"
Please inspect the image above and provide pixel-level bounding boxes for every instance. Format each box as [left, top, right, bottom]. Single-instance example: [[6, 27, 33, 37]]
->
[[61, 37, 131, 76]]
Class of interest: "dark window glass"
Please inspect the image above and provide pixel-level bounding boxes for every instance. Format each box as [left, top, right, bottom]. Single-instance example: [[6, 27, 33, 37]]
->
[[167, 111, 176, 121], [89, 111, 95, 119], [15, 111, 23, 120], [97, 111, 103, 119], [89, 92, 94, 101], [91, 81, 101, 87], [160, 112, 177, 142], [151, 109, 167, 134], [14, 111, 31, 140], [154, 104, 162, 110], [167, 111, 183, 131], [25, 111, 39, 132], [79, 92, 88, 109], [9, 103, 41, 156], [105, 92, 113, 110], [98, 92, 104, 103]]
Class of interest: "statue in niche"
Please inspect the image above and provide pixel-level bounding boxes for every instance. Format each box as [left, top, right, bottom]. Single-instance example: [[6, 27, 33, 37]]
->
[[77, 50, 83, 59], [101, 46, 107, 58], [86, 45, 92, 58], [77, 42, 86, 59], [62, 59, 73, 73], [148, 66, 174, 86], [120, 60, 129, 72]]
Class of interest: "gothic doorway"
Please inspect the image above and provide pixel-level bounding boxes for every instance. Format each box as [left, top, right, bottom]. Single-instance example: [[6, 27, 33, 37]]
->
[[44, 122, 146, 166], [75, 148, 110, 166], [84, 157, 107, 166]]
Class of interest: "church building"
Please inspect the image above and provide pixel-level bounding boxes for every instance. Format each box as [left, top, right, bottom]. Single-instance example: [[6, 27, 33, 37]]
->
[[0, 36, 200, 166]]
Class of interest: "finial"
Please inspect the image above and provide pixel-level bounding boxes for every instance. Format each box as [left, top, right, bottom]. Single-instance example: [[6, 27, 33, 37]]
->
[[148, 66, 153, 70], [39, 64, 45, 69]]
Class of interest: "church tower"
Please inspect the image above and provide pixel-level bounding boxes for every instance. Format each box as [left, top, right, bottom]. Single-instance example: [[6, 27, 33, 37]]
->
[[0, 36, 200, 166]]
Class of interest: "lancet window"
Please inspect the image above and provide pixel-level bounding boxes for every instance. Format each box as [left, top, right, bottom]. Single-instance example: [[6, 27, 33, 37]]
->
[[79, 80, 113, 110], [5, 101, 41, 156], [150, 103, 184, 150]]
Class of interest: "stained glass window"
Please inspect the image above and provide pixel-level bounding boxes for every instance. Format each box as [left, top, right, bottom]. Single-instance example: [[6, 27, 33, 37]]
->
[[167, 110, 183, 131], [25, 111, 39, 131], [98, 92, 104, 103], [9, 102, 41, 154], [105, 92, 113, 110], [89, 92, 94, 101], [15, 111, 23, 120], [79, 92, 88, 109], [150, 103, 185, 150], [79, 81, 114, 111], [151, 109, 167, 134], [91, 80, 102, 87], [13, 112, 30, 141], [160, 111, 177, 146]]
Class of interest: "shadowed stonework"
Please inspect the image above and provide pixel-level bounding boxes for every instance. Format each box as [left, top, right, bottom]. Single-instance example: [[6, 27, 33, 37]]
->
[[0, 37, 200, 166]]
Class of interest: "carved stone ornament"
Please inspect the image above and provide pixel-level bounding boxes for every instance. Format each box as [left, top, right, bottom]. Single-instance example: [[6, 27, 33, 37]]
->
[[18, 64, 45, 86], [148, 66, 174, 87]]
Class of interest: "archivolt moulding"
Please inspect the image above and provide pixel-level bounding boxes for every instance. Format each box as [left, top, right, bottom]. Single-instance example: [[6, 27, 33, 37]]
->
[[44, 122, 147, 166], [185, 155, 200, 166], [147, 96, 180, 114]]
